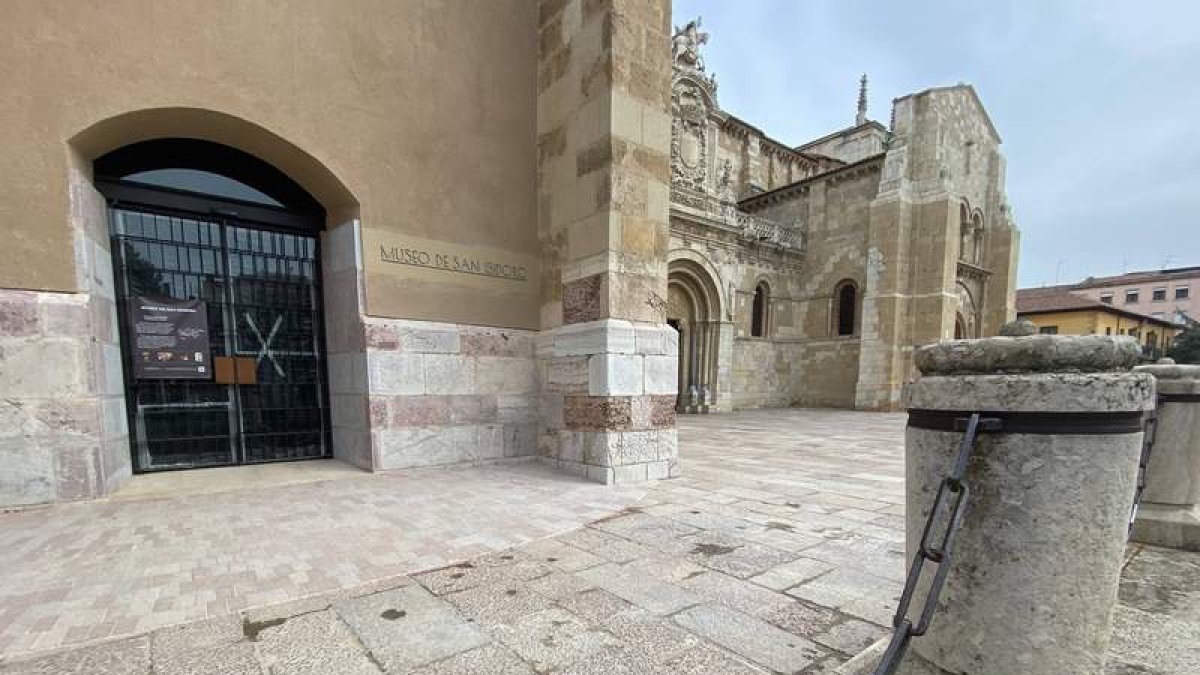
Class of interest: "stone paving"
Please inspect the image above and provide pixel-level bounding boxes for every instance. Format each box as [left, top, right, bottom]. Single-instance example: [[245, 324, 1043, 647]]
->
[[0, 409, 1197, 674], [0, 461, 645, 657]]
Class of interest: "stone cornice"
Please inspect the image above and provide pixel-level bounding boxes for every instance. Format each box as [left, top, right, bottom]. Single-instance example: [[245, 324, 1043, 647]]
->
[[739, 155, 885, 212], [957, 260, 992, 281]]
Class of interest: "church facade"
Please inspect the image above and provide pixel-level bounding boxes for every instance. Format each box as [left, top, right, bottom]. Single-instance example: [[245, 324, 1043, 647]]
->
[[0, 1, 1017, 508], [666, 20, 1019, 414]]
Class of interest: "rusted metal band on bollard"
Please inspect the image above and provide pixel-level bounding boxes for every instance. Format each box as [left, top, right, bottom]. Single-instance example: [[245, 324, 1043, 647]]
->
[[1158, 393, 1200, 404], [907, 410, 1145, 435]]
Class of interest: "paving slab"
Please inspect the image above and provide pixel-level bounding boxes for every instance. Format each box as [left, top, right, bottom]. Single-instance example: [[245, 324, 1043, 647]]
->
[[673, 603, 826, 673], [576, 563, 700, 615], [555, 529, 657, 563], [333, 585, 488, 672], [678, 571, 794, 617], [761, 598, 843, 639], [787, 567, 902, 626], [253, 610, 381, 675], [554, 645, 661, 675], [749, 557, 836, 591], [602, 609, 700, 664], [0, 637, 151, 675], [413, 554, 552, 597], [812, 618, 889, 657], [553, 589, 631, 624], [442, 582, 557, 627], [152, 640, 263, 675], [409, 644, 535, 675], [515, 539, 605, 573], [682, 531, 798, 579], [661, 642, 769, 675], [491, 608, 619, 672]]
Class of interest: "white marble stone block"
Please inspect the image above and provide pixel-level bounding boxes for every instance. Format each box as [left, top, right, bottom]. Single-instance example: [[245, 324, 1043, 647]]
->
[[477, 357, 538, 395], [0, 439, 55, 507], [377, 426, 480, 469], [423, 354, 476, 395], [553, 319, 636, 356], [0, 338, 88, 398], [497, 395, 538, 423], [643, 355, 679, 395], [588, 353, 644, 396], [545, 357, 589, 394], [367, 352, 424, 395]]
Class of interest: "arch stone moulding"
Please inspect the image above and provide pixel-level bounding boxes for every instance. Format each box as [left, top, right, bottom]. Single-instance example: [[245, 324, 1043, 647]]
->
[[667, 248, 727, 319], [667, 251, 732, 413], [21, 107, 374, 509], [955, 281, 981, 339], [68, 107, 360, 224]]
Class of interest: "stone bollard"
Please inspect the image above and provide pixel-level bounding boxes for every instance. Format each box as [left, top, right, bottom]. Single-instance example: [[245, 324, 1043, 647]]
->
[[841, 335, 1154, 675], [1131, 358, 1200, 550]]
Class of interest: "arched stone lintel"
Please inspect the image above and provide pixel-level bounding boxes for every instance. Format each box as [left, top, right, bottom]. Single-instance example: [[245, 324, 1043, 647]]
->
[[66, 107, 360, 224], [667, 248, 725, 321]]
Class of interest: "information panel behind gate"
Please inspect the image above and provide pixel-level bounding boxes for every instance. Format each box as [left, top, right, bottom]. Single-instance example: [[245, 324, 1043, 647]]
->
[[130, 296, 212, 380]]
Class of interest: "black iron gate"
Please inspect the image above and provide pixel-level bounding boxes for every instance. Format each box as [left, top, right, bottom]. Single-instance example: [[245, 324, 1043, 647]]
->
[[108, 189, 331, 472]]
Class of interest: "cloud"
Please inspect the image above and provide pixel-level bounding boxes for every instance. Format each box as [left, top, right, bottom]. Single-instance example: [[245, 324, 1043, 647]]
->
[[674, 0, 1200, 287]]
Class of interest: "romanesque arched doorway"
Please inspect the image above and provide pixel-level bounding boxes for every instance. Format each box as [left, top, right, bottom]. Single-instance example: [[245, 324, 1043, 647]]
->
[[667, 259, 723, 413], [956, 282, 979, 339], [95, 138, 334, 472]]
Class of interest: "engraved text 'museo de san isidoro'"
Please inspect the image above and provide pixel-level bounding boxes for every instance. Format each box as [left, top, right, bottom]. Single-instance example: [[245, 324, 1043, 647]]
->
[[378, 244, 528, 282]]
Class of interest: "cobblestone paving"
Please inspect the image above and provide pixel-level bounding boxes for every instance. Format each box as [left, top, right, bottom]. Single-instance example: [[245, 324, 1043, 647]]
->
[[1, 409, 1196, 674]]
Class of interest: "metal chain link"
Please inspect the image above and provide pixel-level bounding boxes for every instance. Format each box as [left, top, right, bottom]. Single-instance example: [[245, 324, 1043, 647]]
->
[[1129, 401, 1160, 537], [873, 413, 1000, 675]]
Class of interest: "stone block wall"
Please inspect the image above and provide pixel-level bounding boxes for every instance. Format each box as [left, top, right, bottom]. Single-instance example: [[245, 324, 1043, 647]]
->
[[0, 172, 129, 507], [727, 337, 859, 410], [535, 0, 678, 483], [0, 291, 100, 507], [366, 318, 539, 470], [730, 338, 795, 410], [539, 319, 678, 481], [323, 219, 373, 471], [792, 339, 860, 408]]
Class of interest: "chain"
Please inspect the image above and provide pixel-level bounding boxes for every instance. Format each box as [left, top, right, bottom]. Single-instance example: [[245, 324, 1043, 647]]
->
[[873, 413, 1000, 675], [1129, 402, 1159, 537]]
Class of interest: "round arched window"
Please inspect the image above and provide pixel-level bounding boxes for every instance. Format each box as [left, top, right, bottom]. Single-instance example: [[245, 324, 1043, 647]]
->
[[833, 280, 858, 336], [751, 282, 769, 337]]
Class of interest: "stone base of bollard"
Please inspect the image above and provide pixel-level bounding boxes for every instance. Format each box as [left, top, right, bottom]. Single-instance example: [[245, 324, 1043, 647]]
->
[[1131, 358, 1200, 552], [1132, 504, 1200, 551]]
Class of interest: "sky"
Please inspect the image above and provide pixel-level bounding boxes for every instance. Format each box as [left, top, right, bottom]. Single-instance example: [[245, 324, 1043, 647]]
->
[[673, 0, 1200, 288]]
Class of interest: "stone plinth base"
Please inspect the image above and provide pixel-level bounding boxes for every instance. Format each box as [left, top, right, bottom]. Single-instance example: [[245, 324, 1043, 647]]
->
[[1132, 503, 1200, 551]]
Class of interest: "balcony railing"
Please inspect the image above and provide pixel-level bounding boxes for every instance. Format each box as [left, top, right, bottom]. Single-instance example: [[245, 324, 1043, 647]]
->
[[672, 187, 804, 251]]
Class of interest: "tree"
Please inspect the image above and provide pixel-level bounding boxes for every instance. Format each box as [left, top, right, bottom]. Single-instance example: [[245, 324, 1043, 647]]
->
[[1167, 328, 1200, 364]]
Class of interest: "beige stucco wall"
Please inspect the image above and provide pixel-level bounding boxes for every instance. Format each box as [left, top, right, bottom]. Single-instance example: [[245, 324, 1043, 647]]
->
[[0, 0, 538, 328]]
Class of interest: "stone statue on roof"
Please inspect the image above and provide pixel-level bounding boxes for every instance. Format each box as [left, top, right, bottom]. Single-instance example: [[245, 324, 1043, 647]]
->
[[672, 18, 708, 72]]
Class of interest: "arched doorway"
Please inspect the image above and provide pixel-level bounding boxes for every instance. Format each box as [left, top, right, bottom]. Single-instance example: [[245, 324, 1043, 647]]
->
[[667, 259, 722, 413], [95, 139, 332, 472], [955, 282, 979, 339]]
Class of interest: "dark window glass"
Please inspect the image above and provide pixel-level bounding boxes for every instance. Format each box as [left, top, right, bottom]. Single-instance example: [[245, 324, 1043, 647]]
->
[[1153, 288, 1167, 301], [125, 169, 285, 207], [751, 284, 767, 337], [1177, 287, 1190, 300], [1126, 290, 1139, 304], [837, 283, 857, 336], [1039, 326, 1058, 335]]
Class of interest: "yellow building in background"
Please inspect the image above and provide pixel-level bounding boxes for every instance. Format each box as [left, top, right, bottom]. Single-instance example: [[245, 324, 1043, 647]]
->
[[1017, 287, 1182, 358]]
